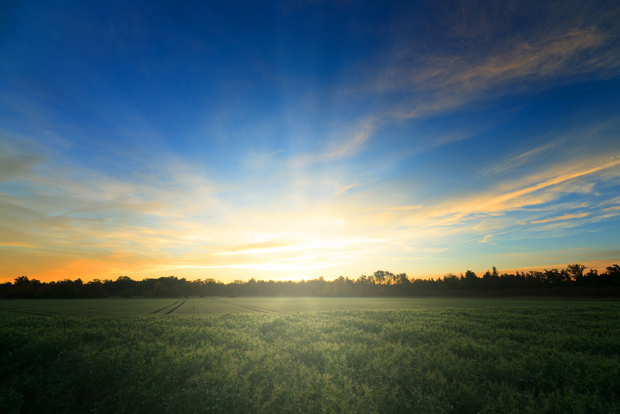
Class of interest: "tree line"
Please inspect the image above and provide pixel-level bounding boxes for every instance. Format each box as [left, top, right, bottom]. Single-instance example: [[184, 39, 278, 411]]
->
[[1, 264, 619, 299]]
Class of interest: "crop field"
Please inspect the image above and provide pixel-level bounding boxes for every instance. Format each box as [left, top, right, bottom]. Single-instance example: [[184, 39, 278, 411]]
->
[[1, 300, 619, 413], [0, 296, 610, 317]]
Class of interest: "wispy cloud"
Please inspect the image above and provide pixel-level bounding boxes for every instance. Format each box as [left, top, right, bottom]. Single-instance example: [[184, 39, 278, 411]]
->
[[2, 137, 619, 281], [480, 140, 560, 176], [288, 117, 376, 168], [485, 154, 620, 210], [379, 26, 616, 95], [530, 212, 589, 224], [301, 17, 620, 173], [0, 241, 36, 247], [479, 234, 493, 244], [358, 24, 620, 137], [427, 153, 620, 222], [329, 180, 361, 195], [333, 148, 620, 256], [353, 205, 423, 212]]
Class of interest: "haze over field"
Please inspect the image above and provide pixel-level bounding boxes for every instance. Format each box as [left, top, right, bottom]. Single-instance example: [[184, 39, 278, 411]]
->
[[1, 0, 619, 283]]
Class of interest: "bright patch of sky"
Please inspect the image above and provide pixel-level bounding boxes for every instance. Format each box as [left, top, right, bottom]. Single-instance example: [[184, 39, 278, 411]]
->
[[1, 0, 619, 282]]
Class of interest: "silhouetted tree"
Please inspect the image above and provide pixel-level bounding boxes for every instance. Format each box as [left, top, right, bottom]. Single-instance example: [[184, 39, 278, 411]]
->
[[153, 282, 169, 298], [119, 288, 134, 298], [373, 270, 387, 284], [567, 264, 586, 283], [2, 263, 619, 299], [463, 270, 479, 290]]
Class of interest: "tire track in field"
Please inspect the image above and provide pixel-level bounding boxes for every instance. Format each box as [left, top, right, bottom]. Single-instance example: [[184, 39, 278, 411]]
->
[[215, 299, 280, 314], [240, 304, 280, 314], [166, 299, 187, 315], [150, 300, 181, 315], [0, 306, 57, 317]]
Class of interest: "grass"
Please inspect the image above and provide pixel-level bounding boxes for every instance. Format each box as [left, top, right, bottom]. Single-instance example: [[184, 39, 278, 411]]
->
[[0, 300, 619, 413], [0, 296, 614, 317]]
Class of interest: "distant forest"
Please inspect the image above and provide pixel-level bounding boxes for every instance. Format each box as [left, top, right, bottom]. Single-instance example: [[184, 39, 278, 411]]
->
[[0, 264, 620, 299], [1, 264, 619, 300]]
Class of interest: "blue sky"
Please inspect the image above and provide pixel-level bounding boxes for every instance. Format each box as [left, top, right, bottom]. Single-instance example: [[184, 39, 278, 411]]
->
[[1, 0, 619, 282]]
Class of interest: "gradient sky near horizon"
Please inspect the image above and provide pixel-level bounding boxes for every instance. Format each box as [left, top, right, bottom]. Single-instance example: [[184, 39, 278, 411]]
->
[[1, 0, 619, 283]]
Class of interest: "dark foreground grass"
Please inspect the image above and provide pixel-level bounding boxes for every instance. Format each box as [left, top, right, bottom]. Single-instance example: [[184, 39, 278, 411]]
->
[[1, 305, 619, 413]]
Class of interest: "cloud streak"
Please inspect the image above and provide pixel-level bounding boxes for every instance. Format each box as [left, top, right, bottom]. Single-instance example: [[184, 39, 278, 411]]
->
[[530, 212, 589, 224], [384, 26, 618, 119]]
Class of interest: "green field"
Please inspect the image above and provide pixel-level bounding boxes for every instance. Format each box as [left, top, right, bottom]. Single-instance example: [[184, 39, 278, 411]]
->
[[1, 299, 619, 413], [0, 296, 612, 317]]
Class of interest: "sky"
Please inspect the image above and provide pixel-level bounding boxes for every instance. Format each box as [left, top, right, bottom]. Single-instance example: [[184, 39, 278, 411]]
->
[[1, 0, 619, 283]]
